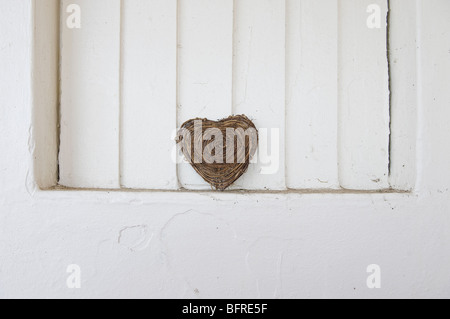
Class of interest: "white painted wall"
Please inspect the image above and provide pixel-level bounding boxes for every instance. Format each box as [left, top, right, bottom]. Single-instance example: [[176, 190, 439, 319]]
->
[[0, 0, 450, 299]]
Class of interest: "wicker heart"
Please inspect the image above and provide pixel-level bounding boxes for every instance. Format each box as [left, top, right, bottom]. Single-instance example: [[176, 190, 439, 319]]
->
[[177, 115, 258, 191]]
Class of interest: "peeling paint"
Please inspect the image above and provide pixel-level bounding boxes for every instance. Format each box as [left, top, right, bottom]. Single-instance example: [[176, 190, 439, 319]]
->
[[118, 225, 153, 252], [25, 170, 37, 197]]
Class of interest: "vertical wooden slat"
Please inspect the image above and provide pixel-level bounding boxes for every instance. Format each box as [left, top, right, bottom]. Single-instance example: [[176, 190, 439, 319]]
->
[[231, 0, 286, 190], [286, 0, 339, 190], [338, 0, 390, 190], [389, 0, 417, 191], [59, 0, 121, 188], [120, 0, 177, 190], [34, 0, 60, 189], [177, 0, 234, 190], [418, 0, 450, 192]]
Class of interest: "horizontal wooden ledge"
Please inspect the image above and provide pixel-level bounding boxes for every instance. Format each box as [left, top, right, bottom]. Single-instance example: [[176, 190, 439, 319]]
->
[[45, 185, 411, 195]]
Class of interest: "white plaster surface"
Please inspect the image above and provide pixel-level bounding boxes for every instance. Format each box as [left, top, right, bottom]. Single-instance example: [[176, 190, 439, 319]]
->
[[0, 0, 449, 298]]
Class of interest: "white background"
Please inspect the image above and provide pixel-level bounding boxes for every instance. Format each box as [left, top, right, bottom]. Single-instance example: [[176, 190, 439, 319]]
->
[[0, 0, 450, 298]]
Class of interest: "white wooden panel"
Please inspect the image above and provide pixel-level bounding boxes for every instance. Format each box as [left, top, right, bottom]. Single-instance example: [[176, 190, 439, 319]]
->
[[418, 0, 450, 192], [177, 0, 234, 190], [338, 0, 390, 190], [389, 0, 417, 191], [286, 0, 339, 190], [231, 0, 286, 190], [120, 0, 177, 190], [59, 0, 121, 188]]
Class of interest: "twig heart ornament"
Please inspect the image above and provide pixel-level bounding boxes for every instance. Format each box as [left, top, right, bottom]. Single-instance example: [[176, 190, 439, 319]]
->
[[176, 115, 259, 191]]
